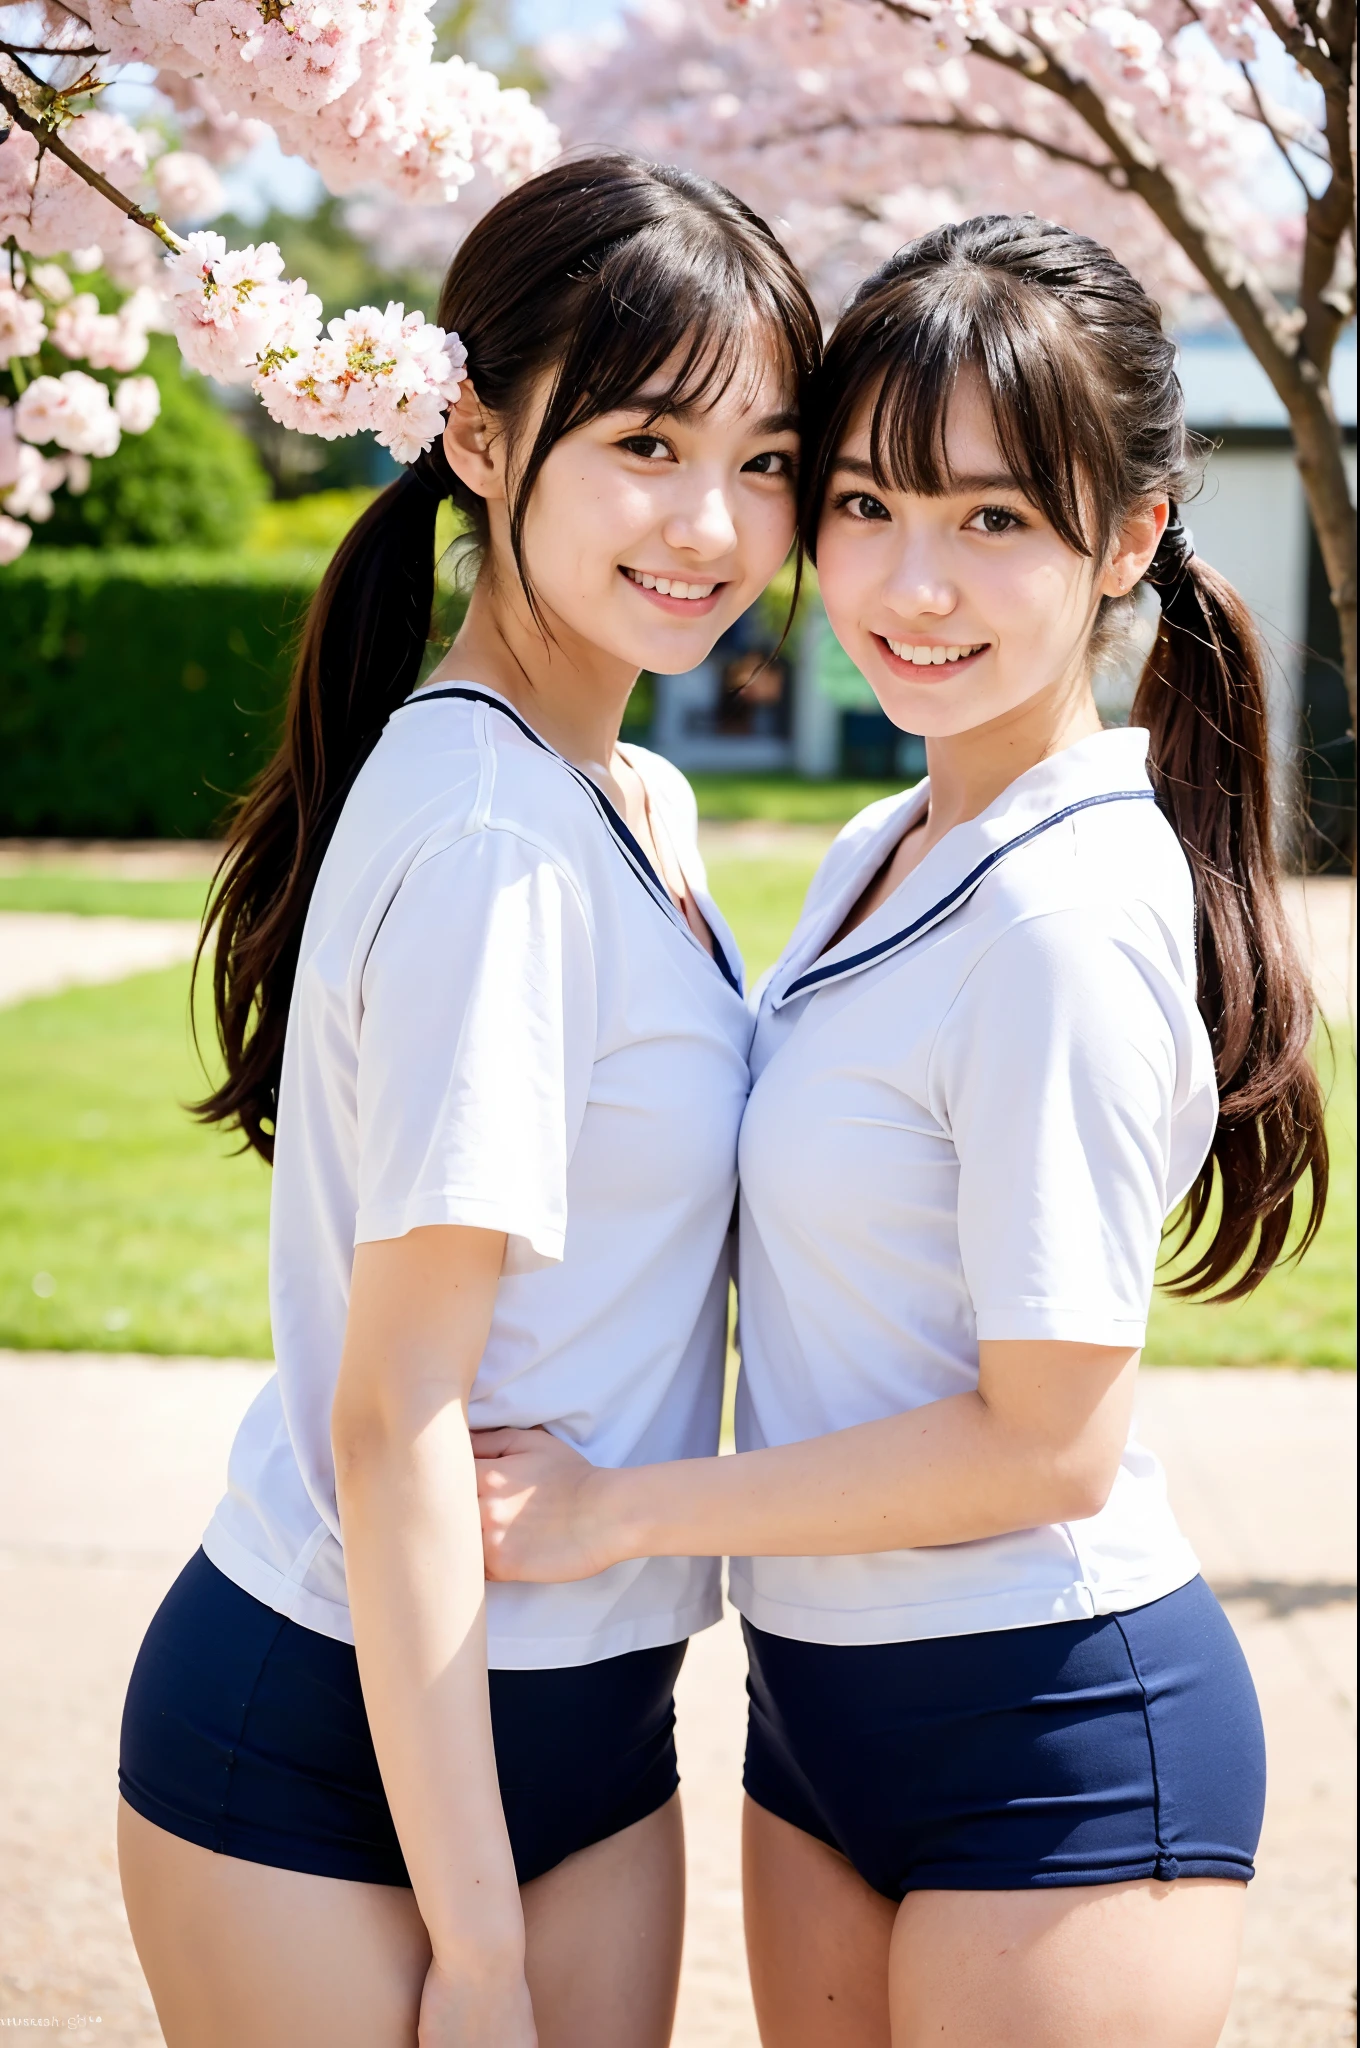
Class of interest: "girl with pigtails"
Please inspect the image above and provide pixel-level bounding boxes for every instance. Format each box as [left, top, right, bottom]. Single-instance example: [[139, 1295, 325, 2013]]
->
[[115, 153, 819, 2047], [479, 215, 1329, 2047]]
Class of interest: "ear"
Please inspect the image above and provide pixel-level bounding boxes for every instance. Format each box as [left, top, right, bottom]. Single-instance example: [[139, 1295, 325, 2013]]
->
[[442, 379, 507, 504], [1098, 498, 1169, 599]]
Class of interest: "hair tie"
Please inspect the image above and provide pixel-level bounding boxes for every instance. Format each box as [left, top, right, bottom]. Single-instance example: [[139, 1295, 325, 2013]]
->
[[408, 436, 457, 501], [1145, 503, 1194, 589]]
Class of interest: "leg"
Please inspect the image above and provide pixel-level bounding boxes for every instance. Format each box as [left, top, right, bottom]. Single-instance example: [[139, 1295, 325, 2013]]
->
[[890, 1877, 1247, 2048], [118, 1798, 431, 2048], [519, 1793, 686, 2048], [743, 1795, 896, 2048]]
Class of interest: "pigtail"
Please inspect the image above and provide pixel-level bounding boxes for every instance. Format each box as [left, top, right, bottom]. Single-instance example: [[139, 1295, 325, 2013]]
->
[[192, 445, 452, 1161], [1134, 515, 1329, 1298]]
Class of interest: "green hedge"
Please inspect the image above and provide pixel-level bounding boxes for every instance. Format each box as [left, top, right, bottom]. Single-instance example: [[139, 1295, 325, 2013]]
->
[[0, 549, 321, 838]]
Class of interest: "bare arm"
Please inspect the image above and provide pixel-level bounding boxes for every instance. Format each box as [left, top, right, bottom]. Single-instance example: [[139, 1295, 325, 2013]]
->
[[477, 1340, 1139, 1581], [333, 1225, 536, 2047]]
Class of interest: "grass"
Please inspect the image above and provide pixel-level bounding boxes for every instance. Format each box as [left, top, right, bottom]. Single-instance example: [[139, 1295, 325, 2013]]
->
[[690, 773, 904, 824], [0, 967, 272, 1357], [1, 864, 1353, 1367], [0, 873, 211, 919]]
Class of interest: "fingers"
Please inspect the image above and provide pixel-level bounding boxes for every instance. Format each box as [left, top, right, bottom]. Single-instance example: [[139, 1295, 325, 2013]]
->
[[471, 1426, 546, 1458]]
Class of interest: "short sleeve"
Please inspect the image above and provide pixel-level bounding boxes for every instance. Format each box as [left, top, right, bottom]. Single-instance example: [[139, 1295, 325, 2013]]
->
[[928, 909, 1185, 1346], [354, 829, 596, 1272]]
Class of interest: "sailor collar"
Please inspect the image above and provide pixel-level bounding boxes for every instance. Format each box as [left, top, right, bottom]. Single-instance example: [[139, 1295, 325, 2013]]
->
[[770, 727, 1158, 1012], [400, 684, 743, 996]]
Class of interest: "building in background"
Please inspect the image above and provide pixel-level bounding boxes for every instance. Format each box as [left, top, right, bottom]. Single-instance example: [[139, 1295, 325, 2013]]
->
[[648, 330, 1356, 866]]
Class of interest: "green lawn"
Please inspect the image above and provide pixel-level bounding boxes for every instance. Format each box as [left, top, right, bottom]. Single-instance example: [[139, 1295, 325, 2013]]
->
[[1, 863, 1353, 1366], [691, 773, 904, 824], [0, 873, 211, 919]]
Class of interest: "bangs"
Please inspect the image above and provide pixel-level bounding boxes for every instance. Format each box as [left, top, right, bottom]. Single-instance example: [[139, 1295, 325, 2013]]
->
[[806, 263, 1128, 563], [547, 215, 805, 438]]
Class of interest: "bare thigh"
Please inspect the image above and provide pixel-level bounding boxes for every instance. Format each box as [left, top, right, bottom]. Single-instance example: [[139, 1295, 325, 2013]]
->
[[120, 1793, 685, 2048], [742, 1799, 1247, 2048], [742, 1796, 895, 2048], [521, 1793, 686, 2048], [890, 1878, 1247, 2048], [117, 1797, 430, 2048]]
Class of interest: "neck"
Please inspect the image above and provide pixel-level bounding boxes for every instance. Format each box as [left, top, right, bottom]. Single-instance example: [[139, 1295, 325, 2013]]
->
[[918, 666, 1103, 849], [429, 568, 639, 778]]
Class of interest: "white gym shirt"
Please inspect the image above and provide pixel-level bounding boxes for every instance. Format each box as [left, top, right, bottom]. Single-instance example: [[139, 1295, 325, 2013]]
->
[[730, 727, 1212, 1646], [203, 684, 753, 1668]]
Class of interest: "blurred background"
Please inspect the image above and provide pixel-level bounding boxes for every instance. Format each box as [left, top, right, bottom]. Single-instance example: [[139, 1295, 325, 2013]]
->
[[0, 0, 1354, 2042]]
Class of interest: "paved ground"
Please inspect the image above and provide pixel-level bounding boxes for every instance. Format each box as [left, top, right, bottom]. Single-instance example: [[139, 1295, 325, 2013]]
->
[[0, 914, 200, 1010], [0, 1355, 1353, 2047]]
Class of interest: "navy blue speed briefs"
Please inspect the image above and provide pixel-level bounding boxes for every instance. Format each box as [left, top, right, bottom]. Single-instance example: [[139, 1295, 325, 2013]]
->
[[743, 1576, 1264, 1900], [120, 1549, 686, 1887]]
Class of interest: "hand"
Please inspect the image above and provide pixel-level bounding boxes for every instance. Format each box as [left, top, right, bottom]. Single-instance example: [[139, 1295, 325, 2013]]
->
[[419, 1953, 536, 2048], [474, 1427, 623, 1582]]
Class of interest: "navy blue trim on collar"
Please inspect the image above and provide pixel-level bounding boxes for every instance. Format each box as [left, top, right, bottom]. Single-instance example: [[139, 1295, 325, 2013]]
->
[[777, 787, 1157, 1006], [400, 686, 742, 995]]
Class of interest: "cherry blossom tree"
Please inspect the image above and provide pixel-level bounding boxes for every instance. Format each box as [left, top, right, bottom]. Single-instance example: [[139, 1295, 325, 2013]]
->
[[548, 0, 1357, 719], [1, 0, 557, 560]]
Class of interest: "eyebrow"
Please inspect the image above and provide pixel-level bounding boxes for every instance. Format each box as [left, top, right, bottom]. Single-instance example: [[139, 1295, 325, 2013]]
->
[[621, 396, 800, 436], [830, 455, 1026, 492]]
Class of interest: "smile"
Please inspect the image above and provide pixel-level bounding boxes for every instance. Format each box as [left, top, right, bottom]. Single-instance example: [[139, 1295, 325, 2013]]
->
[[622, 566, 722, 603], [882, 640, 988, 666]]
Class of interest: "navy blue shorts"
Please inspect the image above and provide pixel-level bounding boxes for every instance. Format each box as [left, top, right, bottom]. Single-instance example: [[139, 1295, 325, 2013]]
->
[[119, 1550, 685, 1888], [743, 1576, 1264, 1900]]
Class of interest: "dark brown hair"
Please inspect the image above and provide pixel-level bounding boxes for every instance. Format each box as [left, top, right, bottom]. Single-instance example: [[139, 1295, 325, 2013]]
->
[[195, 152, 820, 1159], [801, 214, 1327, 1299]]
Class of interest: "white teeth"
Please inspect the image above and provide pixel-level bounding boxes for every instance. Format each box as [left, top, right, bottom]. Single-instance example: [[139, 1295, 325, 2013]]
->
[[625, 568, 716, 601], [885, 639, 983, 665]]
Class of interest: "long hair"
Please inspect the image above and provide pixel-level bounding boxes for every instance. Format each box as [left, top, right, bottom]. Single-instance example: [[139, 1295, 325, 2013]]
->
[[801, 214, 1327, 1299], [195, 153, 821, 1160]]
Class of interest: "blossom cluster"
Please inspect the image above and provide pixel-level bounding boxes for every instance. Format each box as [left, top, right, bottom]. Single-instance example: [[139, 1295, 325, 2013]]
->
[[0, 365, 161, 561], [543, 0, 1306, 315], [162, 232, 468, 462], [70, 0, 558, 208]]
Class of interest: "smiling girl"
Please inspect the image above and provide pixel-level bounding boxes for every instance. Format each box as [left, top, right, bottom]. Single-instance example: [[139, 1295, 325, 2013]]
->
[[476, 216, 1328, 2047], [114, 154, 818, 2048]]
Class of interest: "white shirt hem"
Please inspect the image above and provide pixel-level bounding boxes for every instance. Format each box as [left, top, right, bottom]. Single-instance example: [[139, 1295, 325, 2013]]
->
[[202, 1516, 722, 1668], [726, 1549, 1202, 1646], [973, 1305, 1148, 1344], [354, 1192, 565, 1264]]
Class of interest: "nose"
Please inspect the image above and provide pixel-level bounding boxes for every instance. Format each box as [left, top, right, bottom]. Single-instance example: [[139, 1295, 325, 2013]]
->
[[882, 530, 956, 620], [661, 479, 739, 562]]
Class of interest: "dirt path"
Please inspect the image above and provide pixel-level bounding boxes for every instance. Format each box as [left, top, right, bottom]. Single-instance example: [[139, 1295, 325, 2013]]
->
[[0, 1355, 1352, 2046]]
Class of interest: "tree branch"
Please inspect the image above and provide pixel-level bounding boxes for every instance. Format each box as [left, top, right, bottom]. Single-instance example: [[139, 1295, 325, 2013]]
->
[[740, 105, 1122, 181], [0, 79, 181, 253], [1250, 0, 1345, 91], [1237, 55, 1316, 196], [0, 42, 103, 57]]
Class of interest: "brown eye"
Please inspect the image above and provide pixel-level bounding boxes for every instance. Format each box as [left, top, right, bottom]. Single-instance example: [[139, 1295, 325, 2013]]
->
[[970, 505, 1024, 534], [620, 435, 671, 461]]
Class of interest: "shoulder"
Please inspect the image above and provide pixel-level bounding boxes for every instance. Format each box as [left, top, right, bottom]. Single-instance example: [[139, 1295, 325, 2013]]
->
[[977, 791, 1198, 991]]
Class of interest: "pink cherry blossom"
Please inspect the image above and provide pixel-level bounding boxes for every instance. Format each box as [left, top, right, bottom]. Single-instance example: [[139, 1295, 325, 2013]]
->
[[0, 404, 23, 490], [152, 73, 272, 168], [542, 0, 1291, 314], [114, 375, 162, 434], [255, 302, 467, 461], [1, 440, 68, 522], [0, 514, 32, 564], [0, 286, 47, 359], [153, 151, 227, 226], [51, 291, 155, 373], [162, 233, 322, 383], [14, 372, 122, 458]]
